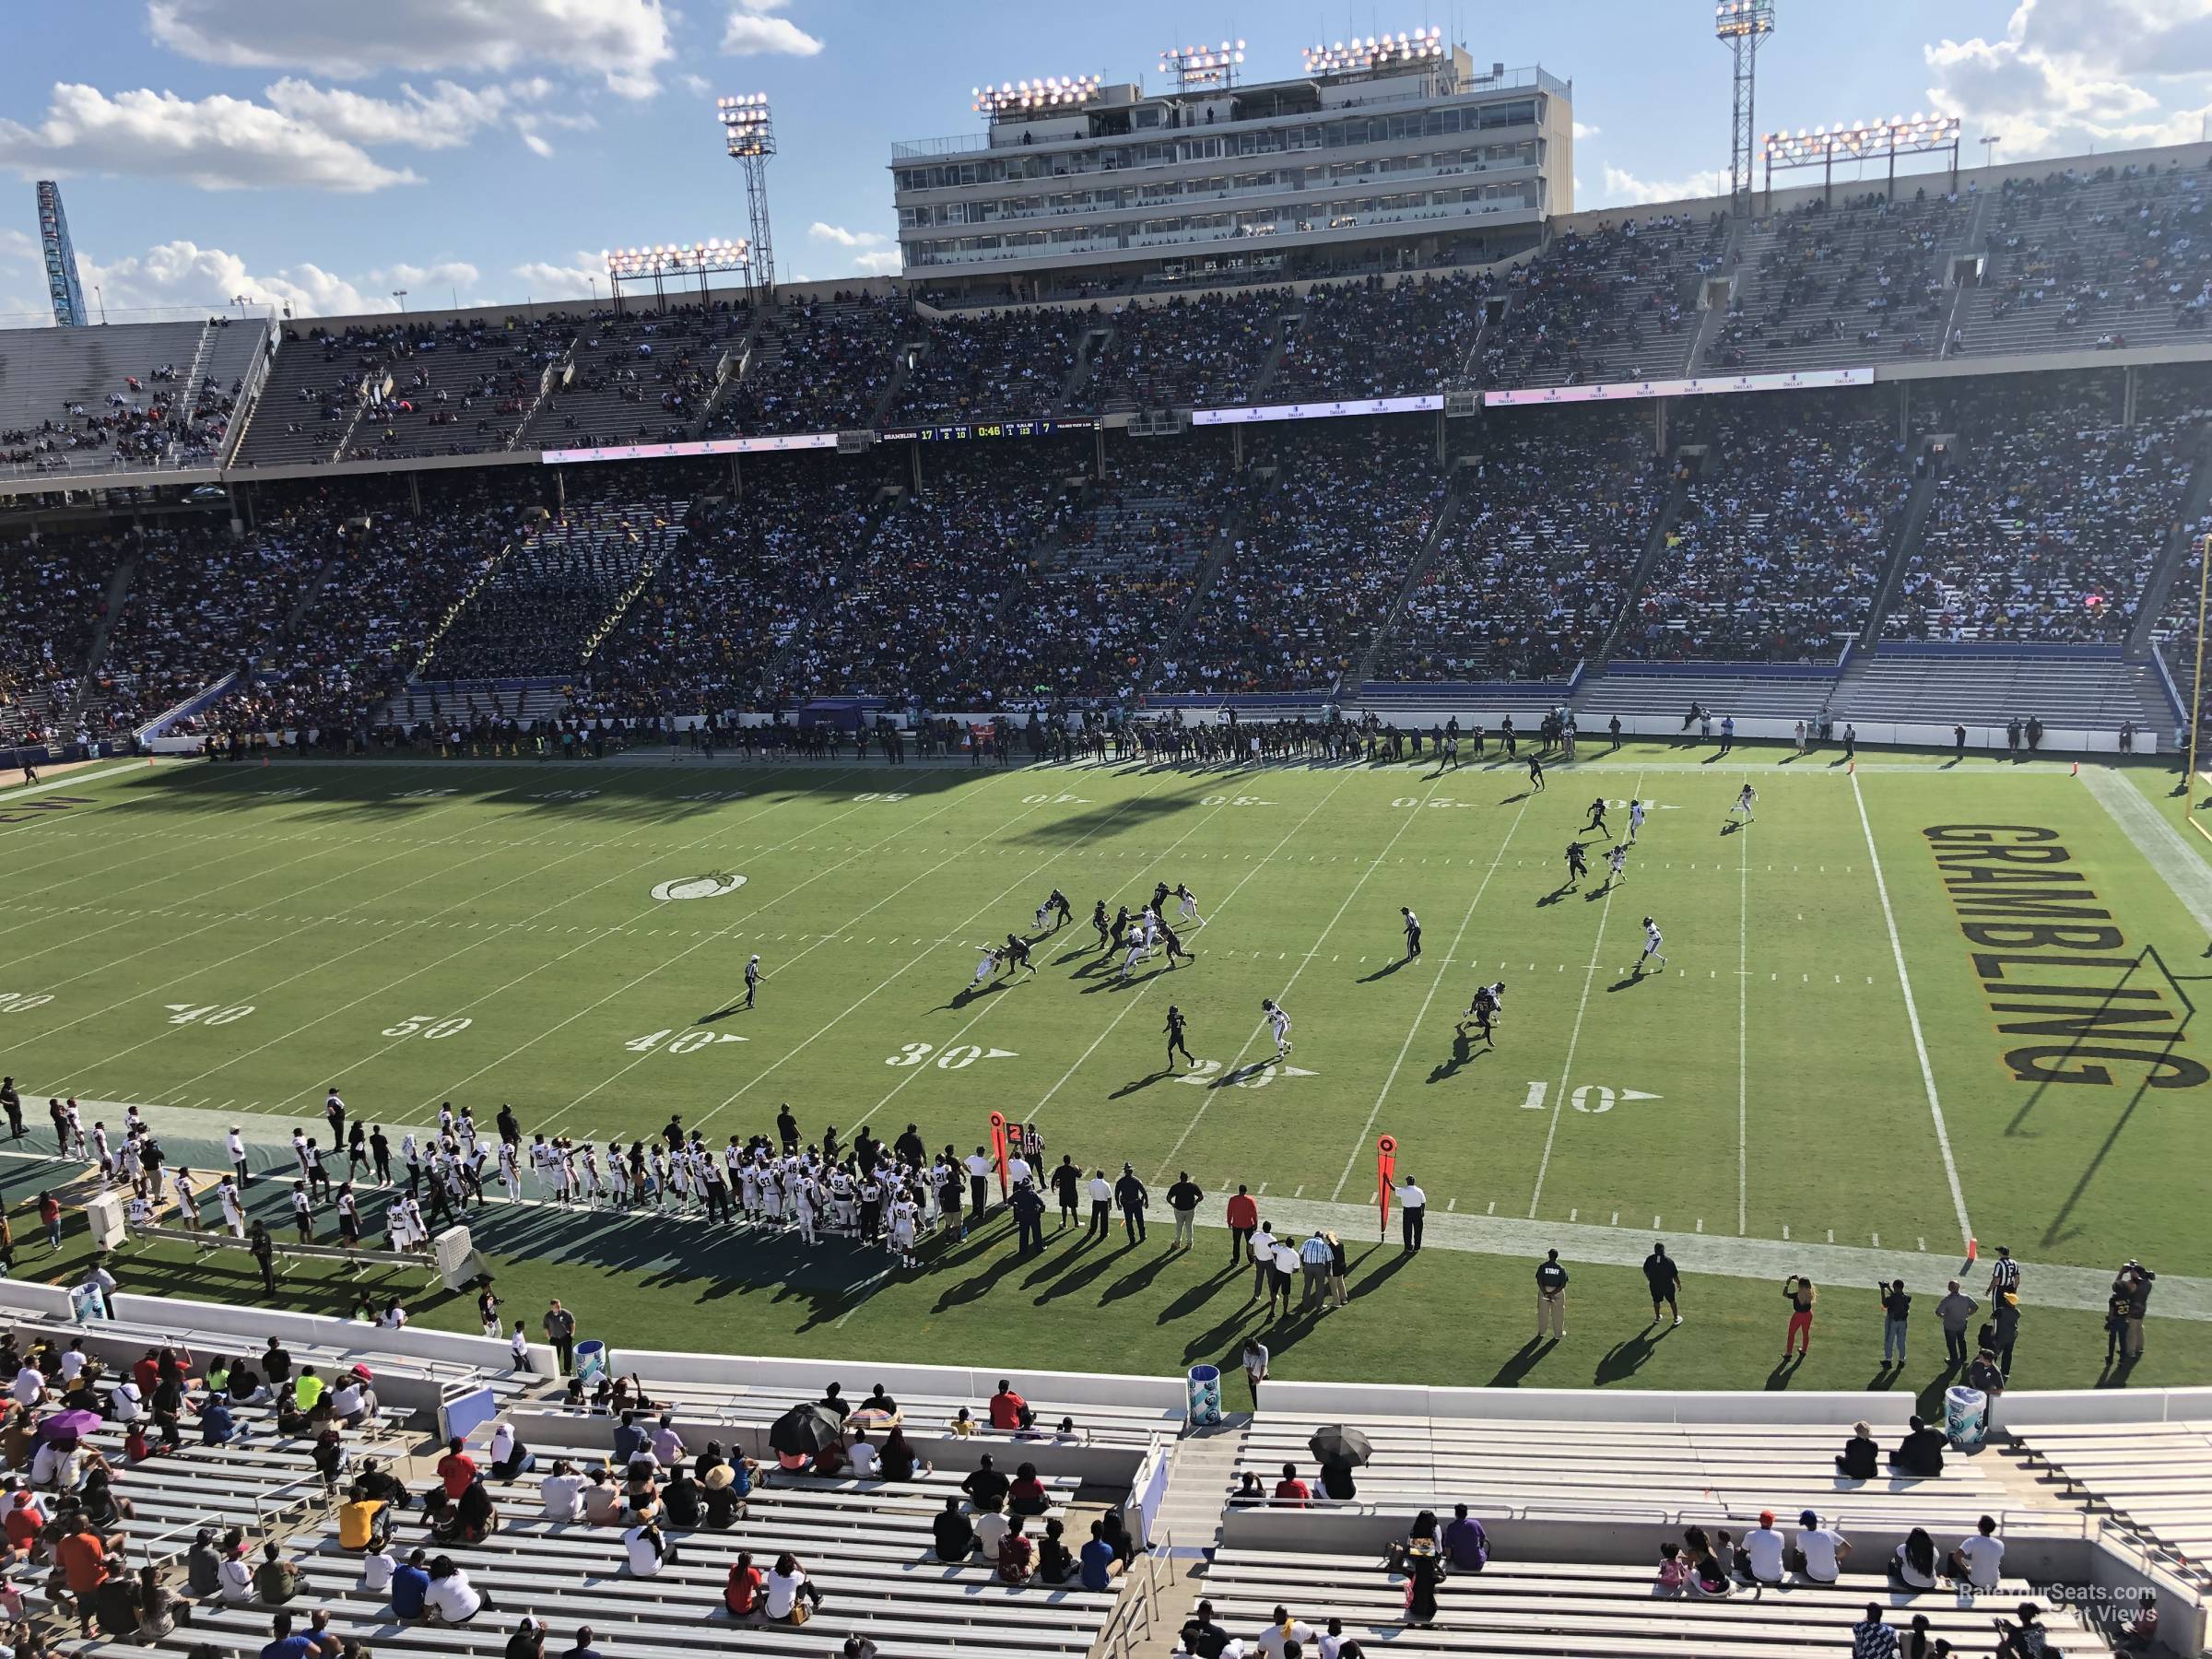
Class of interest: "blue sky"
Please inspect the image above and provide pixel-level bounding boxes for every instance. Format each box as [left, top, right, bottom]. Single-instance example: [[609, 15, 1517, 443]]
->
[[2, 0, 2208, 322]]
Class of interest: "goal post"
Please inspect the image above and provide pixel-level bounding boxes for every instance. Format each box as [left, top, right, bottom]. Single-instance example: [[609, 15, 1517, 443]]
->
[[2189, 534, 2212, 845]]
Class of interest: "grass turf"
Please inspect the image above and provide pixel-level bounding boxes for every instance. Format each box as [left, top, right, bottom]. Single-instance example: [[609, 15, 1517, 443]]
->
[[0, 742, 2205, 1391]]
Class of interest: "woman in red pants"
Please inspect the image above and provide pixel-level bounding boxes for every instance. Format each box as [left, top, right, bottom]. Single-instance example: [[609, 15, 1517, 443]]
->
[[1783, 1275, 1817, 1359]]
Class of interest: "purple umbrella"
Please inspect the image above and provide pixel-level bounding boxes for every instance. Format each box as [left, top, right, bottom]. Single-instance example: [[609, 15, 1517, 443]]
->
[[39, 1410, 102, 1444]]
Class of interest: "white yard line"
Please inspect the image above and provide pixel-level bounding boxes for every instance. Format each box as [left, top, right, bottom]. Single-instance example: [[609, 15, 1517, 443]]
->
[[2078, 764, 2212, 934], [0, 768, 297, 888], [0, 774, 466, 958], [1329, 791, 1536, 1201], [842, 778, 1239, 1136], [1526, 771, 1642, 1220], [1737, 801, 1749, 1237], [28, 784, 585, 1066], [1852, 770, 1972, 1249], [109, 774, 854, 1106], [424, 773, 1011, 1117], [0, 764, 457, 939], [577, 771, 1133, 1132], [1138, 771, 1375, 1180]]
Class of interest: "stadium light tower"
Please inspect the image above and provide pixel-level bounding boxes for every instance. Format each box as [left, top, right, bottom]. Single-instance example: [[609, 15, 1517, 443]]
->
[[605, 240, 750, 313], [1159, 42, 1244, 93], [718, 94, 779, 307], [1714, 0, 1775, 217], [1761, 114, 1961, 207], [35, 181, 88, 327]]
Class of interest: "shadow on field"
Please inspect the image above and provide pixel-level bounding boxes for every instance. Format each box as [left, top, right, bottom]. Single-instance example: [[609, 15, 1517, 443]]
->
[[125, 761, 900, 828], [1426, 1030, 1488, 1085], [1012, 794, 1198, 846]]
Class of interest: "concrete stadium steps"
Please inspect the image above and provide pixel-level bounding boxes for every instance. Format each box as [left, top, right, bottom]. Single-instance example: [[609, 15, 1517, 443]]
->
[[2009, 1419, 2212, 1574], [1194, 1550, 2103, 1659], [1237, 1412, 2018, 1532], [1969, 165, 2212, 360], [517, 306, 749, 452], [0, 318, 248, 479], [1479, 215, 1724, 391], [1572, 669, 1836, 725], [377, 679, 571, 729], [534, 1383, 1176, 1452], [1700, 194, 1977, 375], [1829, 652, 2170, 733]]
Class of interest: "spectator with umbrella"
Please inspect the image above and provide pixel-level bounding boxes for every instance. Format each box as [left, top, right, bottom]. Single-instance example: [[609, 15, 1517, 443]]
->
[[1308, 1424, 1370, 1501], [767, 1402, 842, 1474]]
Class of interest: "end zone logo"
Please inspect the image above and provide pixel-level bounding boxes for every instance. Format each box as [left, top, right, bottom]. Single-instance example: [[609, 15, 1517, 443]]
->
[[651, 872, 747, 902], [1924, 825, 2206, 1089]]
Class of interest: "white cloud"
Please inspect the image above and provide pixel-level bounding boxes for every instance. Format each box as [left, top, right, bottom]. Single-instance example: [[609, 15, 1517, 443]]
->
[[512, 253, 609, 301], [723, 0, 823, 57], [1593, 164, 1731, 208], [79, 238, 380, 316], [71, 241, 505, 319], [1924, 0, 2212, 159], [0, 228, 37, 264], [808, 221, 888, 248], [148, 0, 677, 98], [0, 83, 418, 192], [852, 249, 902, 275], [262, 77, 519, 150], [1572, 122, 1600, 140], [375, 260, 482, 292], [680, 73, 714, 98]]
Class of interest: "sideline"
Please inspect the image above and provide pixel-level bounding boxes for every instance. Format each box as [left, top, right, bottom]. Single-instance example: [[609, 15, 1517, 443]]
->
[[2079, 765, 2212, 935], [1853, 771, 1973, 1250], [13, 1100, 2204, 1323]]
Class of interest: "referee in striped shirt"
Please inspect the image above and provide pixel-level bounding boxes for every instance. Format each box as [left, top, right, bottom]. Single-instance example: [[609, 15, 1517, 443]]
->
[[1986, 1247, 2019, 1300]]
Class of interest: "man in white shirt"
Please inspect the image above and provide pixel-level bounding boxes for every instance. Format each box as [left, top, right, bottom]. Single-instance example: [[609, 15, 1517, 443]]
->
[[1794, 1509, 1848, 1583], [973, 1508, 1012, 1559], [1254, 1606, 1315, 1659], [539, 1461, 586, 1521], [847, 1435, 880, 1478], [1947, 1514, 2005, 1588], [1742, 1511, 1785, 1585], [622, 1522, 670, 1577], [965, 1147, 994, 1221], [359, 1546, 397, 1593], [1267, 1238, 1300, 1318], [226, 1123, 250, 1183], [8, 1365, 43, 1409]]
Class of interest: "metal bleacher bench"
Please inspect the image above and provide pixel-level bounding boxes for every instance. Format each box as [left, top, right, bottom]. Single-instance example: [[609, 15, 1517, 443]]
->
[[124, 1222, 438, 1281]]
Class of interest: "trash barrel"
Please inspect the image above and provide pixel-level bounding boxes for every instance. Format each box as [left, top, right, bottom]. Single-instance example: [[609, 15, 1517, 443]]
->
[[573, 1339, 614, 1385], [1945, 1383, 1989, 1451], [1186, 1364, 1222, 1428]]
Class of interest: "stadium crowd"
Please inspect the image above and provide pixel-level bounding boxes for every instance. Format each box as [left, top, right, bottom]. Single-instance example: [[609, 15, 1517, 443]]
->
[[1269, 272, 1493, 402], [1018, 441, 1242, 702], [783, 441, 1082, 707], [1380, 407, 1670, 682], [1478, 213, 1726, 388], [1617, 395, 1912, 661], [712, 293, 903, 436], [1887, 376, 2200, 641], [0, 534, 123, 744], [1089, 291, 1287, 409], [1171, 424, 1447, 693], [1705, 192, 1970, 370], [890, 307, 1093, 423], [588, 456, 880, 717]]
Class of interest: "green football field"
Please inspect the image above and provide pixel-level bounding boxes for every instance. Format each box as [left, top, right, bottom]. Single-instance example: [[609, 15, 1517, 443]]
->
[[2, 743, 2207, 1394]]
